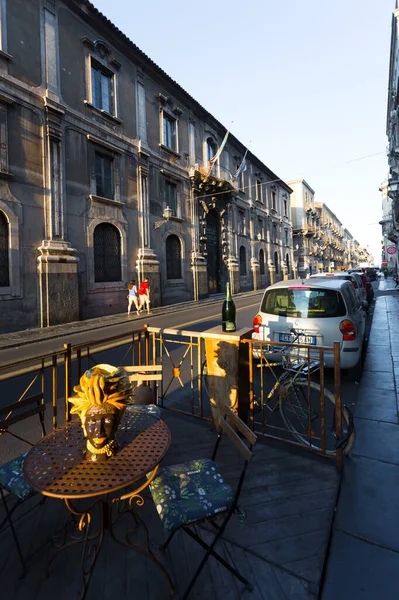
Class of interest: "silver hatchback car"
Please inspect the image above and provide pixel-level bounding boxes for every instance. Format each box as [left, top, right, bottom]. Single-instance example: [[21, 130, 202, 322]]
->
[[252, 278, 366, 371]]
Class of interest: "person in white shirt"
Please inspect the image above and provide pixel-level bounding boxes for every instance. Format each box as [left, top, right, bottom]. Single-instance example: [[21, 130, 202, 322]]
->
[[127, 280, 141, 315]]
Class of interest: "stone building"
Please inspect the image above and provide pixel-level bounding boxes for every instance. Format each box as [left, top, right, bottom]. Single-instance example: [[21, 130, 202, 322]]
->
[[385, 1, 399, 253], [0, 0, 293, 333]]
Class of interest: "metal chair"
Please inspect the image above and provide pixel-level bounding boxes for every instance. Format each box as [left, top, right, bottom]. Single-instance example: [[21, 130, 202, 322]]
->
[[0, 393, 46, 575], [148, 403, 257, 599], [124, 364, 163, 419]]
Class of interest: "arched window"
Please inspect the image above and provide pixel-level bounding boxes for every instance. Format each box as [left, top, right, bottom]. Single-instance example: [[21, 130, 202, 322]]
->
[[94, 223, 121, 282], [166, 235, 182, 279], [259, 248, 265, 275], [286, 253, 290, 276], [274, 251, 279, 275], [0, 211, 9, 287], [206, 137, 217, 163], [240, 246, 247, 276]]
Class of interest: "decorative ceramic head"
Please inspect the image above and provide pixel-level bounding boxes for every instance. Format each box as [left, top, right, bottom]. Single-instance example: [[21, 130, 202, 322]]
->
[[68, 364, 132, 462]]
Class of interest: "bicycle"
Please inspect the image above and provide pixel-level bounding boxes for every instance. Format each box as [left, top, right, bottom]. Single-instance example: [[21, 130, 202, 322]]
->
[[202, 328, 355, 455]]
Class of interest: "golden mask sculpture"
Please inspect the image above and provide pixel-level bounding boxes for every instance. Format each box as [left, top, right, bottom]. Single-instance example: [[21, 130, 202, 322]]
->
[[68, 365, 132, 462]]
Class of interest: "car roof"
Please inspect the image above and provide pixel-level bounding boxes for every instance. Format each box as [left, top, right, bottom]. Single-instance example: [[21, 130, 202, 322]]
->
[[264, 278, 351, 291]]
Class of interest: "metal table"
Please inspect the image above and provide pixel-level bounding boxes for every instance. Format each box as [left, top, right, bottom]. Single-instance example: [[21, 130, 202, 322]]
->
[[23, 409, 172, 599]]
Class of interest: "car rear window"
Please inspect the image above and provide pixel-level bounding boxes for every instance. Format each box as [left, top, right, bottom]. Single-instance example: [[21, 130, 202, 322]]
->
[[261, 287, 347, 318]]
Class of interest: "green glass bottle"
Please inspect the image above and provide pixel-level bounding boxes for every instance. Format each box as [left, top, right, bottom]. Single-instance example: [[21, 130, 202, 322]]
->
[[222, 282, 236, 332]]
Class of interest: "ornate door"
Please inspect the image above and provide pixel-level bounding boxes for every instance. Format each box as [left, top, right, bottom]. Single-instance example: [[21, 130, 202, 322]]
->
[[206, 209, 221, 294]]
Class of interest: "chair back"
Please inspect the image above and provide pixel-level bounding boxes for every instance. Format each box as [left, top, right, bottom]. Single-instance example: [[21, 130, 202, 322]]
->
[[0, 393, 46, 446], [217, 404, 257, 463], [124, 364, 162, 385]]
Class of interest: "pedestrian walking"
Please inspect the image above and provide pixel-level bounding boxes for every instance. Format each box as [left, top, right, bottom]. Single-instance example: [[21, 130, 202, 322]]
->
[[138, 278, 151, 314], [127, 280, 141, 315]]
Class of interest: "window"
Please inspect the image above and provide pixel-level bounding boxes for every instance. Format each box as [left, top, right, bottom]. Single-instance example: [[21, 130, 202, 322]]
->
[[91, 61, 114, 113], [0, 211, 9, 287], [271, 191, 277, 210], [257, 218, 263, 239], [285, 229, 289, 246], [284, 198, 288, 217], [93, 223, 121, 282], [272, 223, 277, 243], [239, 246, 247, 276], [261, 287, 346, 319], [166, 235, 182, 279], [256, 180, 263, 203], [274, 251, 279, 275], [137, 81, 147, 143], [259, 248, 265, 275], [165, 181, 177, 215], [188, 122, 195, 164], [163, 113, 177, 151], [206, 137, 217, 163], [286, 253, 290, 275], [95, 152, 114, 199], [224, 151, 230, 179]]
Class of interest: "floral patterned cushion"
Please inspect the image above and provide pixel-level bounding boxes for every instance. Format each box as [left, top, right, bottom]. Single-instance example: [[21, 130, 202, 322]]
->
[[0, 452, 34, 500], [149, 458, 234, 532], [126, 403, 162, 420]]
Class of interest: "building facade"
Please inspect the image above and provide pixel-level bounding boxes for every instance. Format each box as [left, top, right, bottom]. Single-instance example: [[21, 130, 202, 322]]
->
[[385, 1, 399, 260], [0, 0, 294, 333], [288, 179, 365, 275]]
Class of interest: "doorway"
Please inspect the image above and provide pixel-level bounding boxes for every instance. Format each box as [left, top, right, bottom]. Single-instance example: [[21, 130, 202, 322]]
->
[[206, 209, 222, 294]]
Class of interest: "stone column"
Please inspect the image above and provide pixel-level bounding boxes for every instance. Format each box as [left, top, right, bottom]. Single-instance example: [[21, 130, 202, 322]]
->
[[136, 147, 161, 306], [43, 0, 60, 102], [38, 101, 79, 327]]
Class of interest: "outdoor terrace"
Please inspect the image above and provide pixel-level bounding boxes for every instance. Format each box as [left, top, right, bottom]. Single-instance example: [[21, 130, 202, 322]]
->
[[1, 410, 338, 600]]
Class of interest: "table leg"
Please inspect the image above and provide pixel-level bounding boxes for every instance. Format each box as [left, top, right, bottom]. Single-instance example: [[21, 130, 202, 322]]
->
[[110, 491, 175, 595], [46, 498, 106, 600]]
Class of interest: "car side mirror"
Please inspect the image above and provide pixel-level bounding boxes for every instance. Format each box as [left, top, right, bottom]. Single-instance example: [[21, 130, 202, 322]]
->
[[362, 301, 368, 311]]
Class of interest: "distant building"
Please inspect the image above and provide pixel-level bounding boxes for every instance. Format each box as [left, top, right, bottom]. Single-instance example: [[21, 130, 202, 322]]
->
[[0, 0, 293, 333]]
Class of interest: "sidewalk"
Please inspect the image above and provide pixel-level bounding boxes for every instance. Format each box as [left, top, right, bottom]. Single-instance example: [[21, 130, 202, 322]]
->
[[321, 278, 399, 599]]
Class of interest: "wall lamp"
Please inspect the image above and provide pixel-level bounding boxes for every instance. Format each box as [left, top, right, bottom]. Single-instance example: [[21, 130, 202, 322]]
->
[[154, 206, 173, 229]]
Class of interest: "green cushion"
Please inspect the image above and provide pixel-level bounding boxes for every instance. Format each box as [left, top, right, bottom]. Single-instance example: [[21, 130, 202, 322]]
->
[[149, 458, 234, 532], [0, 453, 34, 500]]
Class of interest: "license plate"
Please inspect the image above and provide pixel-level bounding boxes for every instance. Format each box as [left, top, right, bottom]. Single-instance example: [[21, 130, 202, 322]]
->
[[279, 333, 317, 345]]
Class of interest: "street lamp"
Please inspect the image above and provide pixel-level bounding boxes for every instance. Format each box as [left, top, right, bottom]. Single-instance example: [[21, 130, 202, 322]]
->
[[154, 206, 173, 229]]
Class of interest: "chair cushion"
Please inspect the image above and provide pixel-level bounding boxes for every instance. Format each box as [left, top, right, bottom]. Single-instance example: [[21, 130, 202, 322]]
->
[[0, 453, 35, 500], [126, 404, 162, 420], [149, 458, 234, 532]]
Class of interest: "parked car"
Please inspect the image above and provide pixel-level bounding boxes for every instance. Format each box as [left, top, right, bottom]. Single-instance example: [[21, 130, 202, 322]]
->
[[252, 278, 367, 373], [309, 272, 368, 308], [348, 270, 374, 303]]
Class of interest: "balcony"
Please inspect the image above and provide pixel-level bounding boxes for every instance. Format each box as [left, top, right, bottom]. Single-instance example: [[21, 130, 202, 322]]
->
[[0, 326, 342, 600]]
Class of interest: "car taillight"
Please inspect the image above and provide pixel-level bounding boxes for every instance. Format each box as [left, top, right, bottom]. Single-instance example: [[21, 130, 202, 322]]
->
[[253, 314, 262, 333], [339, 319, 356, 341]]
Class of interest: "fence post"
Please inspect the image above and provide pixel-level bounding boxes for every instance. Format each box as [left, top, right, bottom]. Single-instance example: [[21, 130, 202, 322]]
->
[[64, 343, 72, 423], [333, 341, 343, 471]]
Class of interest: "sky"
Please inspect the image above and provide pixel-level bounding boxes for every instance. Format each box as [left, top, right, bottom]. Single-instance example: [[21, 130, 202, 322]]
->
[[92, 0, 394, 265]]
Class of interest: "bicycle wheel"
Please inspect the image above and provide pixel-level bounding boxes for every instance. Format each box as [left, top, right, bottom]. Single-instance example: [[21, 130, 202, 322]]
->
[[279, 381, 355, 455]]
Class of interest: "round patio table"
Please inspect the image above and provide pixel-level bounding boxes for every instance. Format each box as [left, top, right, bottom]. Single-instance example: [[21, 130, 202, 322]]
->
[[23, 408, 172, 600]]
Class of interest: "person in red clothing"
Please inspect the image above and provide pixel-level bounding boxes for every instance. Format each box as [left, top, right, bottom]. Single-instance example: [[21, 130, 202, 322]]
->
[[138, 278, 151, 314]]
